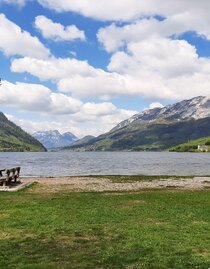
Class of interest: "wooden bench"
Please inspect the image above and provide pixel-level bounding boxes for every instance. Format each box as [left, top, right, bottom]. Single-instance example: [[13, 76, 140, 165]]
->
[[0, 167, 21, 187]]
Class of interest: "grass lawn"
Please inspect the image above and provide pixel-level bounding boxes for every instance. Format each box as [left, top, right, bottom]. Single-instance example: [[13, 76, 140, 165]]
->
[[95, 175, 194, 183], [0, 184, 210, 268]]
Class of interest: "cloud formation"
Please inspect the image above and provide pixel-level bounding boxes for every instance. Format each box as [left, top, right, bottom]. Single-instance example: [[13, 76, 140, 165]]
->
[[11, 57, 95, 81], [7, 109, 136, 138], [2, 0, 210, 136], [0, 14, 50, 58], [35, 15, 86, 42], [0, 80, 136, 136], [0, 81, 82, 114], [97, 16, 210, 53], [148, 102, 163, 110], [5, 1, 210, 103], [36, 0, 210, 24], [1, 0, 25, 6], [11, 39, 210, 101]]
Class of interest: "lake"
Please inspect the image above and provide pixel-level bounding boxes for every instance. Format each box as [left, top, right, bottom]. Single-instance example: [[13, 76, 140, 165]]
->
[[0, 151, 210, 177]]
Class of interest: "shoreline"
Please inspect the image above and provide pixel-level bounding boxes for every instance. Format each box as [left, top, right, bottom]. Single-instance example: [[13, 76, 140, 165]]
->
[[20, 176, 210, 193]]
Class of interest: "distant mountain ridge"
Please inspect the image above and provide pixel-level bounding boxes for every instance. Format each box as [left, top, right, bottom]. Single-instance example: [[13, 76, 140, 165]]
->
[[65, 96, 210, 151], [0, 112, 46, 152], [33, 130, 78, 149], [63, 135, 95, 150], [113, 96, 210, 131]]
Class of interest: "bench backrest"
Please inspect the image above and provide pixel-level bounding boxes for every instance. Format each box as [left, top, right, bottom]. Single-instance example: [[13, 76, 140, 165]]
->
[[0, 169, 5, 177], [5, 167, 21, 179]]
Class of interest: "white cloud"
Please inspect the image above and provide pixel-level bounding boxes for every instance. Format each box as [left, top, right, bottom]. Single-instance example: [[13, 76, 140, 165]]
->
[[148, 102, 163, 110], [0, 13, 50, 58], [107, 37, 210, 99], [10, 55, 166, 99], [57, 34, 210, 99], [69, 51, 77, 57], [36, 0, 210, 25], [11, 57, 95, 81], [3, 0, 210, 138], [35, 15, 86, 42], [11, 57, 138, 99], [97, 14, 210, 53], [5, 103, 136, 138], [7, 2, 210, 103], [58, 71, 134, 99], [1, 0, 25, 6], [81, 102, 118, 116], [7, 110, 136, 138], [37, 0, 149, 21], [1, 80, 136, 137], [0, 80, 82, 114], [6, 115, 85, 137], [108, 38, 198, 78], [73, 102, 136, 122], [11, 39, 210, 101], [97, 18, 183, 53]]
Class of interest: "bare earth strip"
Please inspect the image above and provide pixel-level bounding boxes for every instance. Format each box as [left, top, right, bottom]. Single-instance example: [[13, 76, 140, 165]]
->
[[19, 176, 210, 193]]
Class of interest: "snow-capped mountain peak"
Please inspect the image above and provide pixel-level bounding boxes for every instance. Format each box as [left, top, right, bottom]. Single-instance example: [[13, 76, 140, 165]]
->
[[33, 130, 78, 149], [113, 96, 210, 131]]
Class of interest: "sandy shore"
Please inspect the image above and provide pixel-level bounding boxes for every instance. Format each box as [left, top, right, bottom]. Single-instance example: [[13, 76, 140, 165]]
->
[[20, 176, 210, 193]]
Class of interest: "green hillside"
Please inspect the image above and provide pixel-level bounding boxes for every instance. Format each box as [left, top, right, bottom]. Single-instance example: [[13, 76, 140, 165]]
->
[[0, 112, 46, 152], [66, 117, 210, 151], [169, 136, 210, 152]]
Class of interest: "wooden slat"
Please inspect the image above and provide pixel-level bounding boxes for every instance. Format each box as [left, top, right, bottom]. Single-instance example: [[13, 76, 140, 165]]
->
[[0, 167, 21, 186]]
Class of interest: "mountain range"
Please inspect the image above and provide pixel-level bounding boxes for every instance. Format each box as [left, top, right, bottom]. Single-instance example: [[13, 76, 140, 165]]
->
[[0, 112, 46, 152], [33, 130, 78, 149], [66, 96, 210, 151], [1, 96, 210, 152]]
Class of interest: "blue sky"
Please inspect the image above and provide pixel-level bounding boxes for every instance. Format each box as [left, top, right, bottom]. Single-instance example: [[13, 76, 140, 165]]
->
[[1, 0, 210, 137]]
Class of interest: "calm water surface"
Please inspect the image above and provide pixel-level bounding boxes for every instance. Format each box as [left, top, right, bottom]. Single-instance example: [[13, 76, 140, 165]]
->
[[0, 152, 209, 177]]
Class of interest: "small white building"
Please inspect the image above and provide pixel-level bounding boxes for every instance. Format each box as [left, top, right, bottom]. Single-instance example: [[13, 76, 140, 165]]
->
[[198, 145, 209, 152]]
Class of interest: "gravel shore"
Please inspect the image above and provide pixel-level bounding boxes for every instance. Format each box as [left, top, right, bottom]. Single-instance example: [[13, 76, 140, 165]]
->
[[21, 176, 210, 193]]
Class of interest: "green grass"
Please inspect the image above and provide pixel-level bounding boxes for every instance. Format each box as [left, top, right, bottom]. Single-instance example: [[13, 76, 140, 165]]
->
[[169, 136, 210, 152], [0, 186, 210, 268], [0, 135, 45, 152], [0, 112, 46, 152], [92, 175, 194, 183]]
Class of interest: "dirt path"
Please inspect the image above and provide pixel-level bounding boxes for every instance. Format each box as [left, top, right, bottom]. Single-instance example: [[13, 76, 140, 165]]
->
[[21, 176, 210, 193]]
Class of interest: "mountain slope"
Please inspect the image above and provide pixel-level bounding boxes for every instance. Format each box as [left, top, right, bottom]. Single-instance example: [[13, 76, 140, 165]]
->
[[63, 135, 95, 150], [33, 130, 78, 149], [0, 112, 46, 152], [66, 96, 210, 151], [169, 136, 210, 152], [112, 96, 209, 131]]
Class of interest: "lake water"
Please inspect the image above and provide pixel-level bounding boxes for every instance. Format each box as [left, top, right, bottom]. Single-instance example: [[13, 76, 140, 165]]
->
[[0, 151, 210, 177]]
